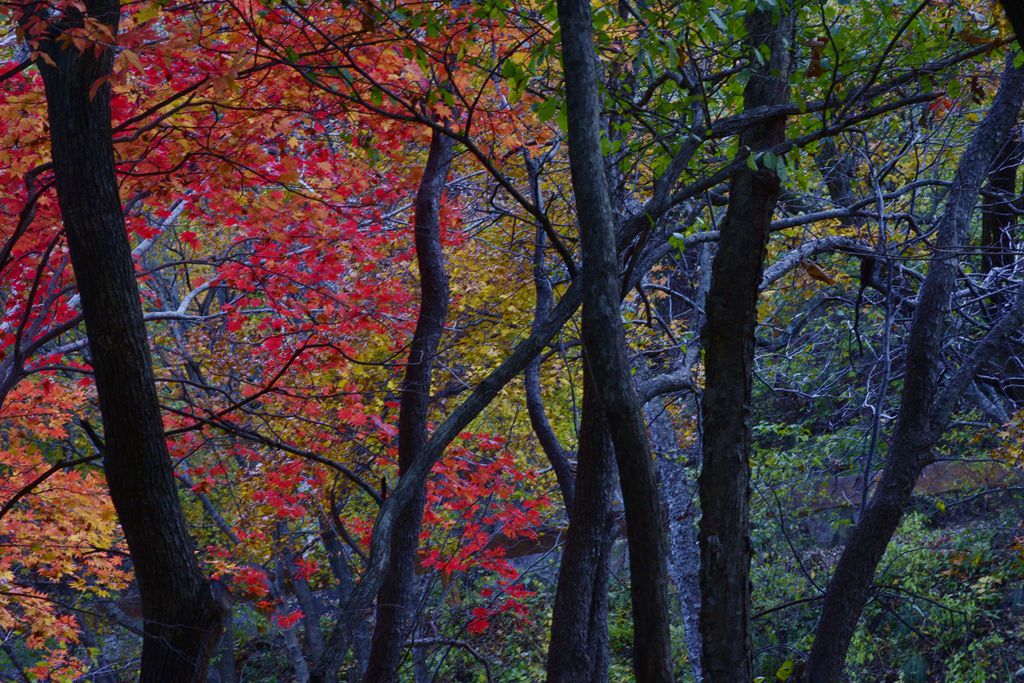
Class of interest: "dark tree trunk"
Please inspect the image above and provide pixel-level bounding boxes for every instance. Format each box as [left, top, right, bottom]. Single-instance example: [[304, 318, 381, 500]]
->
[[980, 129, 1024, 400], [698, 6, 793, 682], [364, 131, 454, 683], [545, 373, 615, 682], [1000, 1, 1024, 51], [555, 0, 674, 679], [981, 130, 1020, 276], [804, 57, 1024, 683], [319, 514, 371, 681], [33, 1, 225, 679]]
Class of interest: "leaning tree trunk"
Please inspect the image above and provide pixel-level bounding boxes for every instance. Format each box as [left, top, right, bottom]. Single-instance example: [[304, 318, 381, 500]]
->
[[698, 6, 793, 682], [32, 0, 225, 679], [364, 131, 454, 683], [555, 0, 673, 678], [803, 56, 1024, 682]]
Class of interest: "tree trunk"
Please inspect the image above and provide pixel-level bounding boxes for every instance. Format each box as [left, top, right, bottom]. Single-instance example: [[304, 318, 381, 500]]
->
[[980, 128, 1024, 400], [33, 2, 225, 679], [698, 6, 793, 682], [804, 57, 1024, 682], [526, 221, 576, 510], [364, 131, 454, 682], [644, 391, 702, 682], [292, 566, 327, 663], [555, 0, 673, 678], [1000, 1, 1024, 51], [981, 130, 1020, 276], [213, 610, 237, 683], [546, 374, 615, 682], [319, 514, 371, 681]]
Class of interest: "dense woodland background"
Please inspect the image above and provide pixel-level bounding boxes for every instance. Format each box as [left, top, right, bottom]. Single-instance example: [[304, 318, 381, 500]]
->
[[4, 0, 1024, 680]]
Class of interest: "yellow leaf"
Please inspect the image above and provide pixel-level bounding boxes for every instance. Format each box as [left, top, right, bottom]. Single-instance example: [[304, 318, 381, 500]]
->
[[121, 49, 143, 71], [801, 259, 836, 285], [134, 3, 161, 24]]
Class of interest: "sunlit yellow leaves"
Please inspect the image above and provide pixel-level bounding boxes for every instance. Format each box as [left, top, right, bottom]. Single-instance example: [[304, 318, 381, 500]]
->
[[0, 389, 128, 678]]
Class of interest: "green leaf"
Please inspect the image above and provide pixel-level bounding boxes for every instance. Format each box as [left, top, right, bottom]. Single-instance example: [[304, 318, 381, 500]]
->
[[135, 3, 160, 23], [536, 98, 558, 123], [652, 154, 671, 177], [794, 90, 807, 114], [708, 9, 727, 32]]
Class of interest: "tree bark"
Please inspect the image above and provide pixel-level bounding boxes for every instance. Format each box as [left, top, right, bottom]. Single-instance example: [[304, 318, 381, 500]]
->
[[546, 373, 615, 683], [981, 129, 1020, 276], [364, 131, 454, 683], [698, 6, 793, 682], [33, 1, 225, 679], [526, 220, 576, 510], [803, 56, 1024, 682], [212, 610, 237, 683], [319, 514, 371, 681], [646, 395, 702, 681], [555, 0, 674, 679], [1000, 1, 1024, 51]]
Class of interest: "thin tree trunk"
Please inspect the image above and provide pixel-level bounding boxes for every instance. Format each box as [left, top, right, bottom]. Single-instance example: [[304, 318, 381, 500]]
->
[[643, 383, 702, 682], [546, 373, 615, 682], [32, 1, 225, 679], [213, 610, 237, 683], [526, 221, 575, 510], [804, 57, 1024, 682], [364, 131, 454, 682], [292, 564, 327, 663], [698, 6, 793, 682], [281, 613, 312, 683], [981, 130, 1020, 277], [319, 514, 371, 681], [555, 0, 673, 678]]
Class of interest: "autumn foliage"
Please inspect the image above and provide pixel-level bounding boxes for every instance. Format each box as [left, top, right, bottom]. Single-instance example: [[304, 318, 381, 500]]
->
[[4, 0, 1024, 680]]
